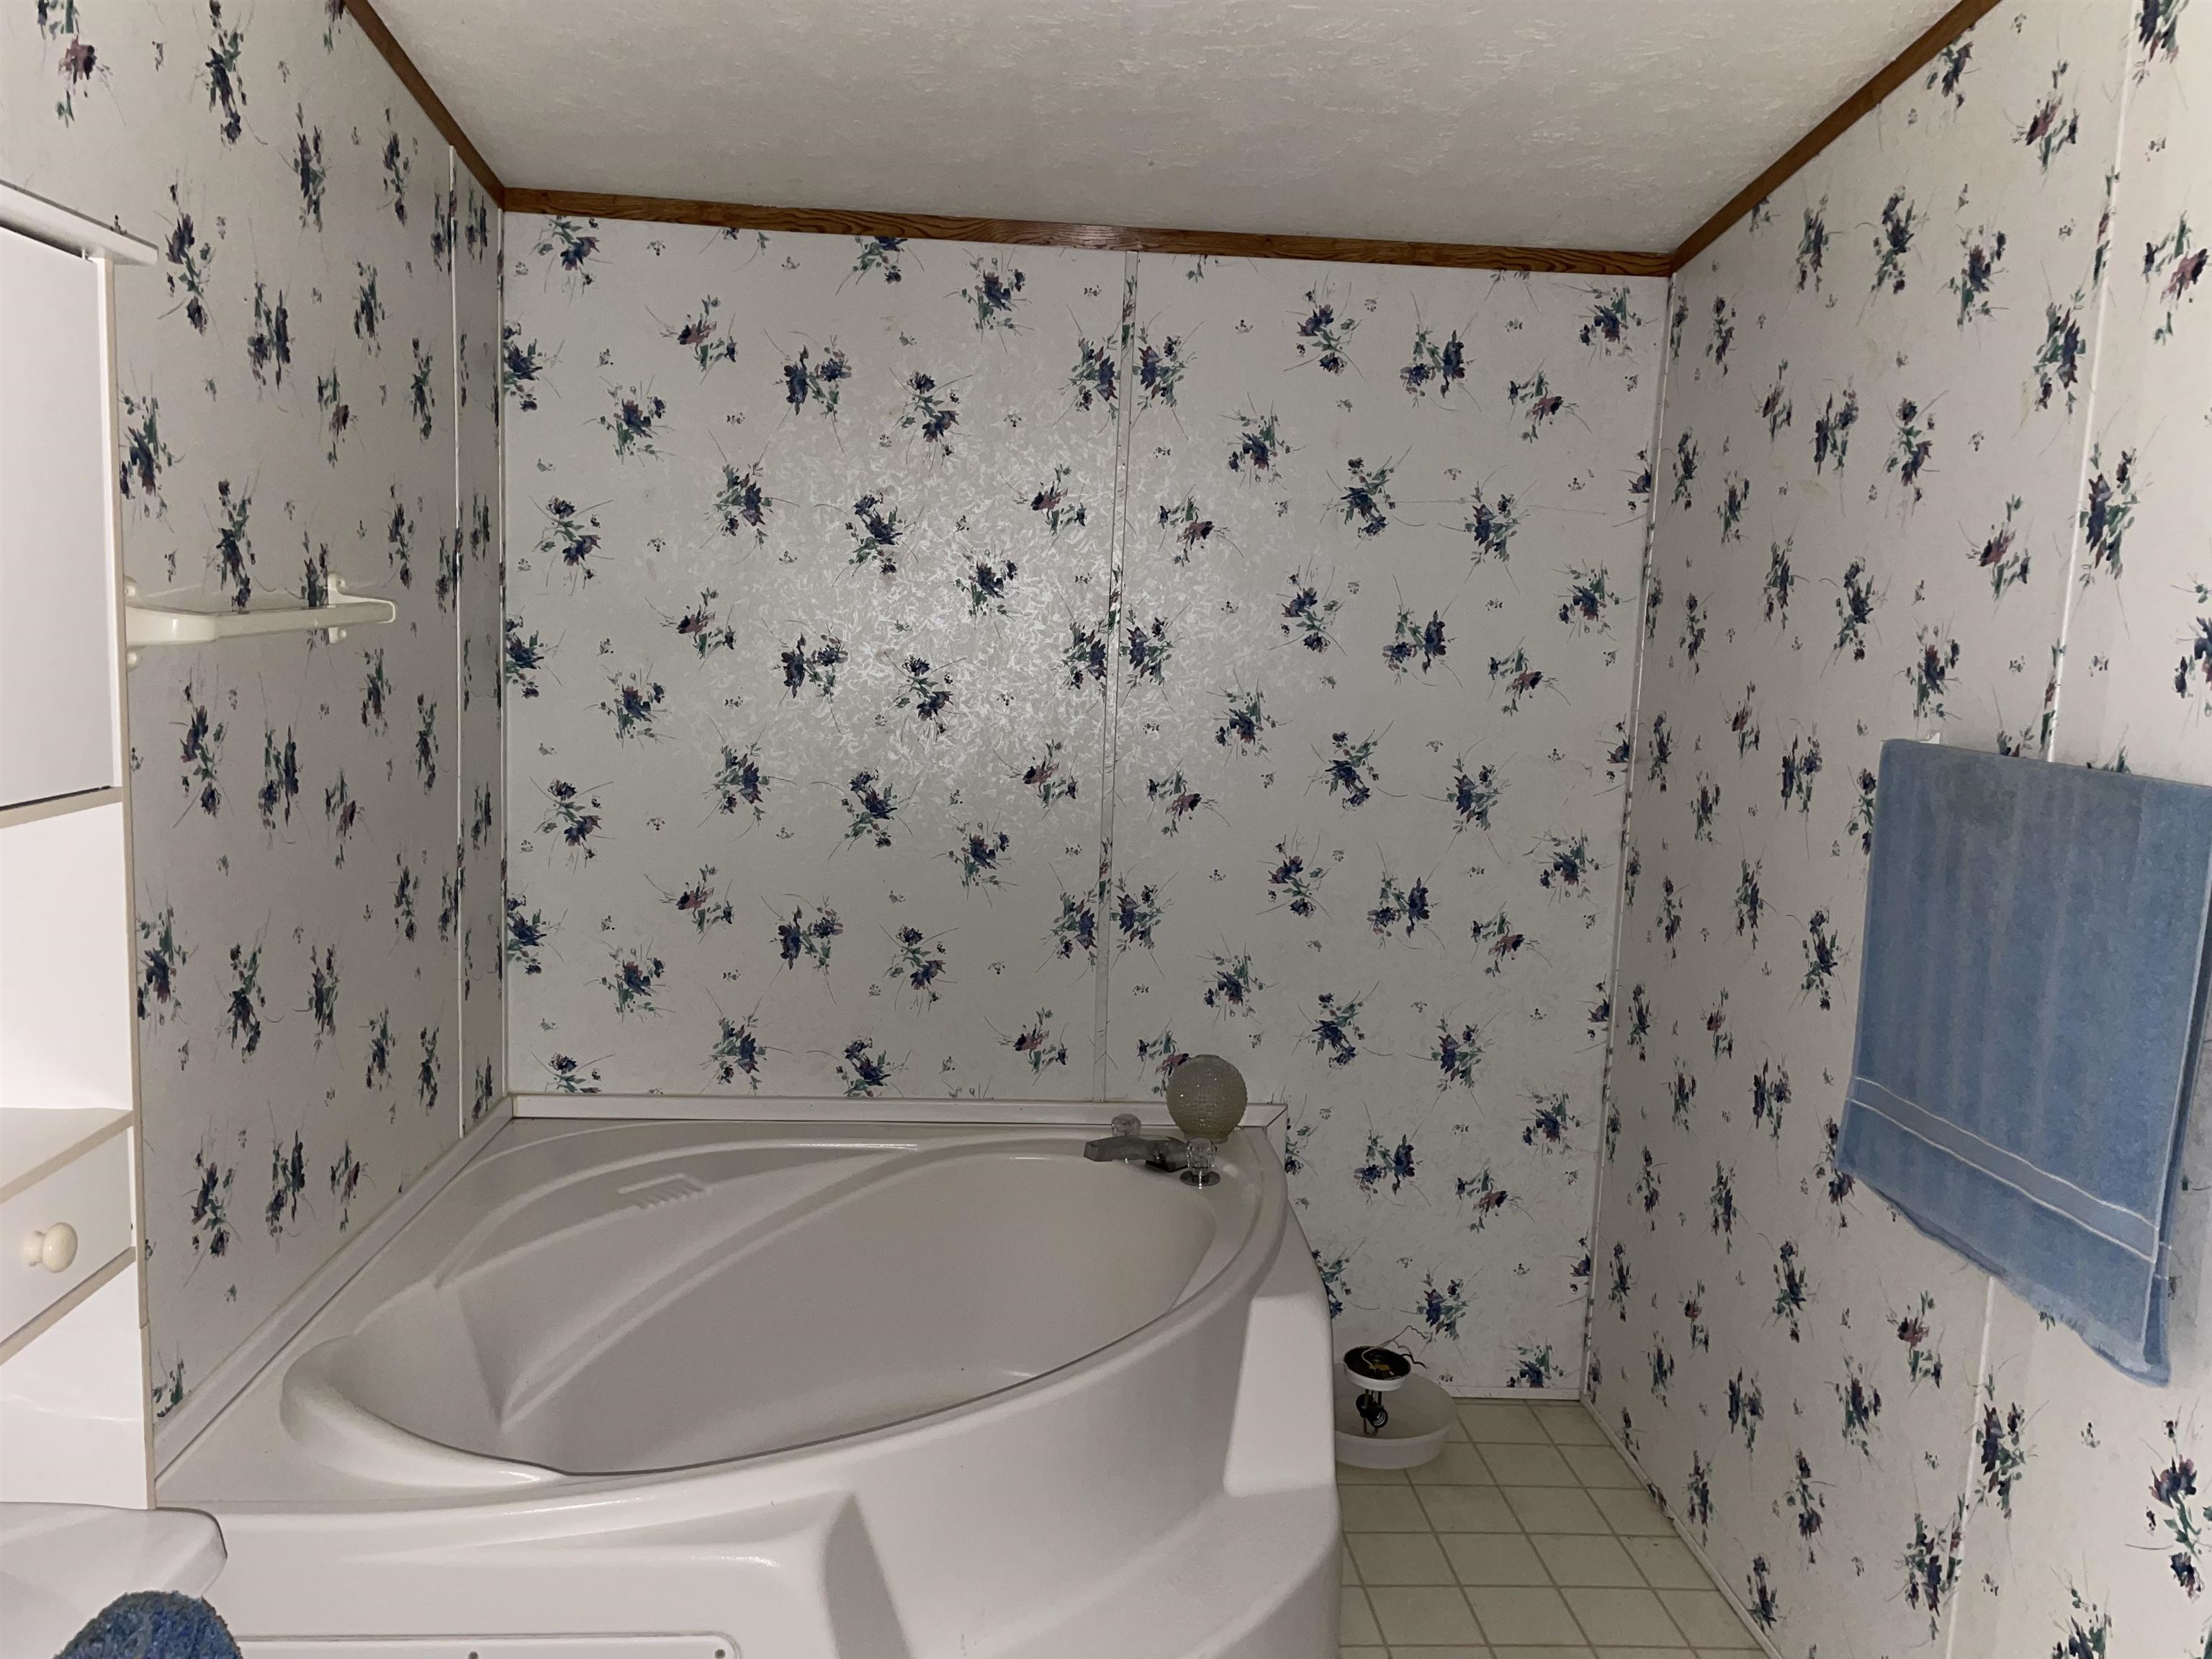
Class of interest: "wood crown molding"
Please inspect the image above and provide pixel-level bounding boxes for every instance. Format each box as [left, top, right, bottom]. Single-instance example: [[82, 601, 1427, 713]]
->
[[343, 0, 2000, 279], [504, 189, 1671, 276], [343, 0, 505, 208], [1668, 0, 2006, 269]]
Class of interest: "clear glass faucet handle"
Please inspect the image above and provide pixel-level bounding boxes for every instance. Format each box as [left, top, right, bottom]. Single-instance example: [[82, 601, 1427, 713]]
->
[[1185, 1136, 1215, 1173], [1110, 1112, 1143, 1138]]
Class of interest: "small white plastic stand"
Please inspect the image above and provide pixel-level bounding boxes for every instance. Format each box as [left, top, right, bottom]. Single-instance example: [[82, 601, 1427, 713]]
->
[[1333, 1359, 1452, 1470]]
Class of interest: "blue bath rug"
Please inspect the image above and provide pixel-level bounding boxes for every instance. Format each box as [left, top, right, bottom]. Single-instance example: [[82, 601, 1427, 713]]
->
[[56, 1593, 241, 1659]]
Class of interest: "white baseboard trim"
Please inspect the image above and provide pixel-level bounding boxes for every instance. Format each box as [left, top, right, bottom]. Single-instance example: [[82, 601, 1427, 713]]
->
[[150, 1096, 513, 1477], [1586, 1397, 1786, 1659], [1445, 1385, 1587, 1401]]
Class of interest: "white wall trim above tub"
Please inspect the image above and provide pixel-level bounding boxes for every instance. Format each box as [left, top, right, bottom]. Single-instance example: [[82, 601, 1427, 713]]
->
[[511, 1092, 1287, 1137], [150, 1095, 515, 1478]]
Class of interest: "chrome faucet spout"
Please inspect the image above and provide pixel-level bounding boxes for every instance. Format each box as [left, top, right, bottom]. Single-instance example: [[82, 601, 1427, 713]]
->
[[1082, 1113, 1192, 1172]]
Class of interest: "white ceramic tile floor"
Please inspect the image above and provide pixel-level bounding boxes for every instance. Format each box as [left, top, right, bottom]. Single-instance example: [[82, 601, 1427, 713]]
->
[[1338, 1399, 1765, 1658]]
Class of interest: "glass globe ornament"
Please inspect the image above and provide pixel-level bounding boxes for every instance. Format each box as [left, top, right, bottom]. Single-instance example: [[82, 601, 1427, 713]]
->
[[1166, 1053, 1247, 1144]]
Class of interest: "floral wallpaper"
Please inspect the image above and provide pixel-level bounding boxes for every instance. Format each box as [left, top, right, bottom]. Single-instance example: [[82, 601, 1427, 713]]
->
[[455, 143, 505, 1141], [1109, 256, 1663, 1390], [501, 222, 1126, 1103], [12, 5, 2201, 1627], [1954, 1, 2212, 1654], [1588, 2, 2211, 1655], [3, 0, 502, 1437], [503, 217, 1665, 1386]]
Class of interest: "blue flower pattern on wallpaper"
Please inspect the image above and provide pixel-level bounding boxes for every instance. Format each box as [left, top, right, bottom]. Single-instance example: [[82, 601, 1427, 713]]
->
[[505, 220, 1663, 1388], [1111, 256, 1661, 1392], [1589, 6, 2211, 1657], [11, 4, 2209, 1653], [4, 0, 504, 1431], [505, 228, 1126, 1102]]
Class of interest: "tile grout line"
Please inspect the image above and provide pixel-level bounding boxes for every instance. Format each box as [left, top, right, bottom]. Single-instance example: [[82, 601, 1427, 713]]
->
[[1572, 1402, 1777, 1658], [1341, 1401, 1763, 1653]]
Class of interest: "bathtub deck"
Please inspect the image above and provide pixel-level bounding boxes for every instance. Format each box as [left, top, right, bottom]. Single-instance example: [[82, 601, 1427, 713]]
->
[[1336, 1398, 1765, 1659]]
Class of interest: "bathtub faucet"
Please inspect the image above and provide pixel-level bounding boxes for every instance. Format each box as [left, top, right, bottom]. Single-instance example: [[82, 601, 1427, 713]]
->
[[1084, 1112, 1187, 1169], [1084, 1114, 1218, 1184]]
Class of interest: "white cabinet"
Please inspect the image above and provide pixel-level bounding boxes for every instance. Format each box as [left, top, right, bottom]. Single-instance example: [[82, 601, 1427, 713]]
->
[[0, 223, 120, 810], [0, 1269, 150, 1507], [0, 804, 135, 1118], [2, 1115, 134, 1341], [0, 183, 155, 1511]]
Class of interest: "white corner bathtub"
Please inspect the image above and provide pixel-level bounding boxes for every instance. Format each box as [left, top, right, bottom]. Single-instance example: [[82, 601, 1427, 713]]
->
[[160, 1116, 1339, 1658]]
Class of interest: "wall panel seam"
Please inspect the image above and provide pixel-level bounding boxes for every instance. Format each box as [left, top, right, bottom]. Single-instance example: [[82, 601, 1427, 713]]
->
[[448, 144, 469, 1146], [1934, 6, 2146, 1644], [1093, 251, 1141, 1096], [1579, 276, 1677, 1398], [2037, 15, 2136, 768]]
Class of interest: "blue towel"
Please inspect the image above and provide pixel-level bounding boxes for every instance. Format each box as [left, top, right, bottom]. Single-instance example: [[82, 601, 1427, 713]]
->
[[1837, 739, 2212, 1383]]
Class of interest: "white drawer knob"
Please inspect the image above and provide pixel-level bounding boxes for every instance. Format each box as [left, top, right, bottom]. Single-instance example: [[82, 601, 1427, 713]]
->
[[22, 1223, 78, 1273]]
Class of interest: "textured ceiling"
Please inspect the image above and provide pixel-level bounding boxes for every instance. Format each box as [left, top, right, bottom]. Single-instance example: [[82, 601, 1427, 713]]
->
[[375, 0, 1960, 253]]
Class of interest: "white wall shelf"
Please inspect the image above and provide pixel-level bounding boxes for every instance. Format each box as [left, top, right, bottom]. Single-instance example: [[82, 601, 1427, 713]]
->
[[122, 579, 395, 665]]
